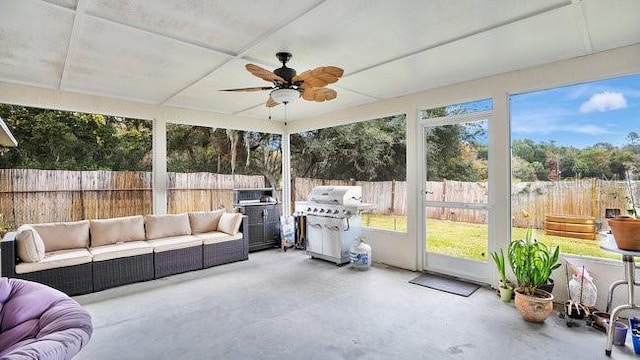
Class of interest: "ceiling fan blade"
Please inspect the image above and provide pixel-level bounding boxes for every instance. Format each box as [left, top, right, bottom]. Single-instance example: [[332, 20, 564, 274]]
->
[[246, 64, 285, 84], [220, 86, 274, 92], [293, 66, 344, 88], [266, 97, 278, 108], [302, 87, 337, 102]]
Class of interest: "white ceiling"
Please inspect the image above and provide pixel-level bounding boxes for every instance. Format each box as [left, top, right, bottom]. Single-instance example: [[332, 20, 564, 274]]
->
[[0, 0, 639, 122]]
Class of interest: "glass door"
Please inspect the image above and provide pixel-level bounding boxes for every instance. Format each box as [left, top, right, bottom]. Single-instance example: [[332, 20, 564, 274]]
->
[[419, 100, 493, 283]]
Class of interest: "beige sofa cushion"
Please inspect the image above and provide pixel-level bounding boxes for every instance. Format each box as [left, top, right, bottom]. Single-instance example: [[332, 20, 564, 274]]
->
[[89, 241, 153, 262], [217, 213, 243, 235], [145, 213, 191, 240], [32, 220, 90, 252], [90, 215, 146, 247], [196, 231, 243, 245], [188, 209, 225, 234], [15, 248, 92, 274], [146, 235, 201, 252], [15, 225, 46, 263]]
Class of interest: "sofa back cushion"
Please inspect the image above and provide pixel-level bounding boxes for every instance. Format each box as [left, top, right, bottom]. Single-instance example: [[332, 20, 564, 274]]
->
[[217, 213, 243, 235], [145, 213, 191, 240], [15, 225, 46, 263], [188, 209, 226, 234], [31, 220, 90, 252], [90, 215, 146, 247]]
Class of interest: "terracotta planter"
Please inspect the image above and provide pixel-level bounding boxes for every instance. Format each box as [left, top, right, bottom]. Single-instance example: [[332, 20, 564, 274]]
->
[[608, 218, 640, 251], [514, 288, 554, 323]]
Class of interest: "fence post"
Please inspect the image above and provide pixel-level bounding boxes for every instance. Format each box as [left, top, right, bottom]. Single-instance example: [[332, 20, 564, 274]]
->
[[11, 169, 17, 226], [390, 179, 396, 214], [441, 179, 447, 219], [80, 172, 86, 220], [591, 178, 597, 219]]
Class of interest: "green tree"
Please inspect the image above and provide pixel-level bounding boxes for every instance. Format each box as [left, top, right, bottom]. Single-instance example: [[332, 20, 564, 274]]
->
[[290, 115, 406, 181], [0, 104, 152, 170]]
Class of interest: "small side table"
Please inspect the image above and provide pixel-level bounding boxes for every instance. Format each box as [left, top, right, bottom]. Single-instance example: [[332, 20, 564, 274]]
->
[[600, 237, 640, 356]]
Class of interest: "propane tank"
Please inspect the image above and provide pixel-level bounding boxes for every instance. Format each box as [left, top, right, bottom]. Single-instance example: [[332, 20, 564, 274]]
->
[[349, 236, 371, 271]]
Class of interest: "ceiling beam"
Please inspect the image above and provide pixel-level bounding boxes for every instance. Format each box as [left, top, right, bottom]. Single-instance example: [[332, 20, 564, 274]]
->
[[571, 0, 593, 53], [58, 0, 88, 90]]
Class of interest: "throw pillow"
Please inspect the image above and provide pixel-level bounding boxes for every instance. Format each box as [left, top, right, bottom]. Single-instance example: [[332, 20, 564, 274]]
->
[[15, 225, 46, 262], [217, 213, 243, 235]]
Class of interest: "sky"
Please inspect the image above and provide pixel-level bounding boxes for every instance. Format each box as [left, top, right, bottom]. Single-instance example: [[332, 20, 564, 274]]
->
[[510, 74, 640, 149]]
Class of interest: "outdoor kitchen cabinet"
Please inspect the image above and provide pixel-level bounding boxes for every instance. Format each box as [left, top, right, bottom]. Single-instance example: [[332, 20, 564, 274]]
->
[[234, 188, 280, 252], [239, 204, 280, 252]]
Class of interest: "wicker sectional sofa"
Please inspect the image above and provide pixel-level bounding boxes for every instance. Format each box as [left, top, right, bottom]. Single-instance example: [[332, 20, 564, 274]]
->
[[0, 210, 248, 295]]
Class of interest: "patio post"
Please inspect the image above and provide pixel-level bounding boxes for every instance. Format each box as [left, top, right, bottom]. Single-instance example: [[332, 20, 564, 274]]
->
[[281, 131, 291, 216], [152, 118, 167, 215]]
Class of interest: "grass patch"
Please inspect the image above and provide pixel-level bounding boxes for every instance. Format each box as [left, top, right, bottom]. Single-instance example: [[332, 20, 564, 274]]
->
[[361, 213, 617, 261]]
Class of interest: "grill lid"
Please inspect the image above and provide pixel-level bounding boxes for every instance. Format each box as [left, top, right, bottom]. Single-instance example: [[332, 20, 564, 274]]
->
[[307, 186, 362, 206]]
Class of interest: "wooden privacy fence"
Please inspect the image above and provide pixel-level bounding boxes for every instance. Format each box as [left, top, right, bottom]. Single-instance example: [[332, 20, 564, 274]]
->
[[167, 172, 264, 214], [1, 170, 637, 230], [0, 169, 263, 225], [511, 178, 632, 230], [295, 177, 638, 229]]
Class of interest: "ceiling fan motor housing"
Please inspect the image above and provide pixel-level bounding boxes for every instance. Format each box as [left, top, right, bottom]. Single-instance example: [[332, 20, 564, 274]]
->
[[275, 52, 296, 84], [274, 67, 296, 84]]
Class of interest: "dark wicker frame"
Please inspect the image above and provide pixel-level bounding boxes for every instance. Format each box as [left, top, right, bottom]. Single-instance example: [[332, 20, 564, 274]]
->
[[203, 215, 249, 268], [153, 245, 203, 278], [1, 233, 94, 296], [203, 239, 246, 268], [92, 253, 155, 291]]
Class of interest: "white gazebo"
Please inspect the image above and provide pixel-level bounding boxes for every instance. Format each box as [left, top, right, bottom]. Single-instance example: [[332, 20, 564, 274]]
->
[[1, 0, 639, 304]]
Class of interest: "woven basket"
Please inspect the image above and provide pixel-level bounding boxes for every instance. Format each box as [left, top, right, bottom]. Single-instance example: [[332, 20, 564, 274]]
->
[[608, 218, 640, 251]]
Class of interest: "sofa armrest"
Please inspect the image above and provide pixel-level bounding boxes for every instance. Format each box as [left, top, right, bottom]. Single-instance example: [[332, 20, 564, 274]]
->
[[240, 215, 249, 256], [1, 232, 18, 277], [239, 215, 249, 241]]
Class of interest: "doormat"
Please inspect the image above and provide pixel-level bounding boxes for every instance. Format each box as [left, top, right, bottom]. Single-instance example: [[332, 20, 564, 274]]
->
[[409, 273, 480, 297]]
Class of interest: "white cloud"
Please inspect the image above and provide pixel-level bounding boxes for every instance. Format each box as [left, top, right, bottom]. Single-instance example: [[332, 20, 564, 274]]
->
[[574, 124, 611, 135], [579, 91, 627, 113]]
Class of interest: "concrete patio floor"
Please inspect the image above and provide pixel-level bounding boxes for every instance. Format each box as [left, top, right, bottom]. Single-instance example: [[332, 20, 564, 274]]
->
[[74, 249, 636, 359]]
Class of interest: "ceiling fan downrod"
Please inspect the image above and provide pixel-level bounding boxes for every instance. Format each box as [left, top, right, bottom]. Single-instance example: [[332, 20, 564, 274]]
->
[[274, 52, 296, 84]]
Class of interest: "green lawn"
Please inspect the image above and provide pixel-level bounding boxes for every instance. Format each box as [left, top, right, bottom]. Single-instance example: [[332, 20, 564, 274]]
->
[[361, 213, 617, 261]]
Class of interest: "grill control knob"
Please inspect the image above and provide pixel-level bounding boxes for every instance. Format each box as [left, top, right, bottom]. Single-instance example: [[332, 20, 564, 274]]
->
[[333, 209, 339, 214], [343, 210, 351, 216], [319, 209, 325, 213], [307, 207, 312, 212]]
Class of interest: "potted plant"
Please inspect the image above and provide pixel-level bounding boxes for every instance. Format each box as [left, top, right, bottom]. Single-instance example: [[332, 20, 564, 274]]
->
[[508, 226, 561, 322], [490, 249, 513, 302]]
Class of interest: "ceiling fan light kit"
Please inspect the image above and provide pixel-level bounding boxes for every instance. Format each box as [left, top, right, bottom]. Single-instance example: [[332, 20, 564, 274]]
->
[[270, 88, 300, 104], [222, 52, 343, 108]]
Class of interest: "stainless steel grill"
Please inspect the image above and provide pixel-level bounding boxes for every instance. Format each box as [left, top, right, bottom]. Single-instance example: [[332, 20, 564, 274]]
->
[[295, 186, 373, 264]]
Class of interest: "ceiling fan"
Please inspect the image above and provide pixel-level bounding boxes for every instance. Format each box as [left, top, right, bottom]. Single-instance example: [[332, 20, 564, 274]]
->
[[221, 52, 344, 108]]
